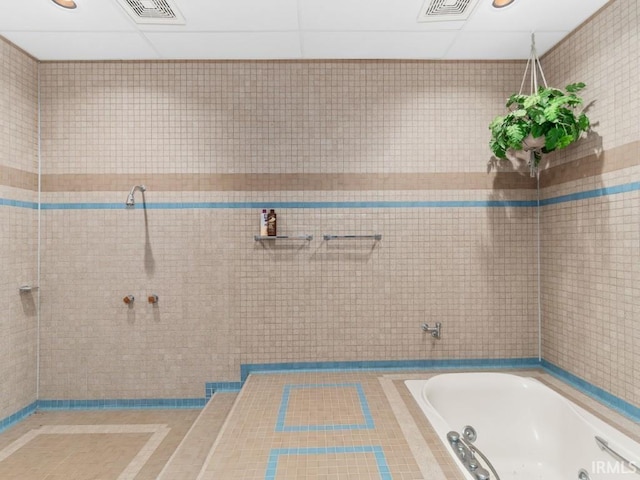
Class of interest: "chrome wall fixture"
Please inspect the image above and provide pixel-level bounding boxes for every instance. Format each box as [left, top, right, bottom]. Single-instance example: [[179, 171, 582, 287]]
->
[[19, 285, 39, 293], [148, 294, 159, 304], [422, 322, 441, 339], [125, 185, 146, 207], [123, 295, 135, 305], [322, 234, 382, 241]]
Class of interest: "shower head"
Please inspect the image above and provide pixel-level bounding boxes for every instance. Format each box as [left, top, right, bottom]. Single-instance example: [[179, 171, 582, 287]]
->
[[125, 185, 146, 207]]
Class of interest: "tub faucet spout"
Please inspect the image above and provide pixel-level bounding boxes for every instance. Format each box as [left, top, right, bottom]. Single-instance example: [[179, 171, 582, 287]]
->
[[422, 322, 441, 339]]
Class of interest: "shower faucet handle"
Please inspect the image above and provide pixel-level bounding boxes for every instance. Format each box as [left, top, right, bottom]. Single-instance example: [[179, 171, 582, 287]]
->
[[148, 294, 159, 304], [123, 295, 135, 305]]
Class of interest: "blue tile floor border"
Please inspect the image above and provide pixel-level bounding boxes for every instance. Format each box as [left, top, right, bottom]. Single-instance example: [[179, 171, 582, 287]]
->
[[205, 382, 243, 399], [0, 401, 38, 434], [265, 445, 391, 480], [241, 357, 541, 381], [276, 383, 374, 432], [37, 397, 206, 411]]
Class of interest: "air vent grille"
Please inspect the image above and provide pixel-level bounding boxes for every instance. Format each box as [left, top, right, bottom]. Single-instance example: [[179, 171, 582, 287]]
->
[[115, 0, 186, 25], [417, 0, 480, 22]]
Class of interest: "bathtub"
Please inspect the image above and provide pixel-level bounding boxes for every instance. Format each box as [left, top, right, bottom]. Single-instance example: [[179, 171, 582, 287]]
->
[[406, 372, 640, 480]]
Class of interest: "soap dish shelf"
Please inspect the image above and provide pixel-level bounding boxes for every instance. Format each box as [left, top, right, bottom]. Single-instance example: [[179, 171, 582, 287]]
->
[[254, 235, 313, 241]]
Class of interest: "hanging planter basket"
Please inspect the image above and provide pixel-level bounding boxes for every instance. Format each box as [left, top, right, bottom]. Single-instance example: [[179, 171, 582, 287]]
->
[[488, 34, 591, 176]]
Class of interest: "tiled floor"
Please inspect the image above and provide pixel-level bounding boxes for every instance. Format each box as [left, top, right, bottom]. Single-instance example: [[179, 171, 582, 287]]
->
[[1, 370, 639, 480], [195, 372, 448, 480]]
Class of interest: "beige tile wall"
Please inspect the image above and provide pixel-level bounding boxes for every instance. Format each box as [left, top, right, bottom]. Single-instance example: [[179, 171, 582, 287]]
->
[[0, 38, 39, 418], [37, 60, 539, 399], [541, 0, 640, 406], [6, 0, 638, 409]]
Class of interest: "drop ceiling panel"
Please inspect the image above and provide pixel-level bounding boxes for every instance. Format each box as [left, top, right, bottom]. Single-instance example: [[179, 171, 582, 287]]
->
[[302, 31, 458, 59], [445, 31, 566, 60], [464, 0, 609, 32], [0, 0, 613, 60], [2, 32, 159, 60], [144, 32, 302, 59], [137, 0, 300, 32], [0, 0, 136, 32], [299, 0, 463, 31]]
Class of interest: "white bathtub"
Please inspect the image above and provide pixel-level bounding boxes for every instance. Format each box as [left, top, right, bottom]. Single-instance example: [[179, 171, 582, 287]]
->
[[406, 372, 640, 480]]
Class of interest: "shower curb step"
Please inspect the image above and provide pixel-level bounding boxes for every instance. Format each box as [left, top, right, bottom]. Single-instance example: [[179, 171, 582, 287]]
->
[[157, 392, 238, 480]]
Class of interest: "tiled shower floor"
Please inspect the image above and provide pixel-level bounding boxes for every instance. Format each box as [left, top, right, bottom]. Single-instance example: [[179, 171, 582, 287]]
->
[[0, 369, 638, 480]]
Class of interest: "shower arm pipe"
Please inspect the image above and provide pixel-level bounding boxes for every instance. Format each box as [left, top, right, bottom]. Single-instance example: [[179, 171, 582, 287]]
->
[[595, 436, 640, 475], [129, 184, 146, 196]]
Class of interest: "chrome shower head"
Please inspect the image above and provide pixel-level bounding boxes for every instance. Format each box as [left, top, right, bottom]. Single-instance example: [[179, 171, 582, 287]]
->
[[126, 192, 135, 207], [125, 185, 146, 208]]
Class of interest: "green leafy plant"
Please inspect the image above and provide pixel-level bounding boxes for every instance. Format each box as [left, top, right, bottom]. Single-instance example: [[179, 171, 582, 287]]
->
[[489, 83, 591, 167]]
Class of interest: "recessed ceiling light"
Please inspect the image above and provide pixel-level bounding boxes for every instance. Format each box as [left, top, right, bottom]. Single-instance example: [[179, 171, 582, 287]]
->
[[492, 0, 516, 8], [51, 0, 77, 9]]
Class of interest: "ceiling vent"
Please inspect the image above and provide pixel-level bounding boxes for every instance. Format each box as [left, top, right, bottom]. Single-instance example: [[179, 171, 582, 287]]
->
[[417, 0, 480, 22], [115, 0, 186, 25]]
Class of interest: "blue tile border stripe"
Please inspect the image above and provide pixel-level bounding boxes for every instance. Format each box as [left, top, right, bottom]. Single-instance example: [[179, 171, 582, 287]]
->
[[1, 361, 638, 436], [241, 357, 541, 381], [276, 383, 374, 432], [265, 445, 391, 480], [205, 381, 243, 399], [4, 180, 640, 211], [0, 198, 38, 209], [541, 360, 640, 422], [538, 181, 640, 206], [40, 200, 536, 209], [37, 397, 206, 410], [0, 401, 37, 434]]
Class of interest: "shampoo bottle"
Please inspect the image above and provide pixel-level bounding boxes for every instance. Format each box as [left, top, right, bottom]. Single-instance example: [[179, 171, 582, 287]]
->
[[260, 209, 268, 236], [267, 209, 277, 236]]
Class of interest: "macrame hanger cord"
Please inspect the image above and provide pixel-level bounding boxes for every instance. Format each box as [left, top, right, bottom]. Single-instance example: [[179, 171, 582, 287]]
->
[[519, 33, 548, 96], [517, 33, 548, 177]]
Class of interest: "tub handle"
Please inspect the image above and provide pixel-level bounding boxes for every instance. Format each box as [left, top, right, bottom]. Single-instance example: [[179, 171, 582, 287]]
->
[[463, 438, 501, 480], [447, 430, 501, 480], [595, 436, 640, 475]]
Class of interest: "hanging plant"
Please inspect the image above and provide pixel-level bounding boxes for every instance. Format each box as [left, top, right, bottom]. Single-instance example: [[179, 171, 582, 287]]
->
[[489, 83, 591, 168], [488, 34, 591, 174]]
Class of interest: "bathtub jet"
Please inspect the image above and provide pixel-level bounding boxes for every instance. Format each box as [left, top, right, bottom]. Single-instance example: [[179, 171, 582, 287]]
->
[[126, 185, 146, 207]]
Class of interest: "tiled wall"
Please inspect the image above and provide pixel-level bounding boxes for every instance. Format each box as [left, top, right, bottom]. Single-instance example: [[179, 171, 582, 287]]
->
[[0, 38, 39, 418], [540, 0, 640, 406], [37, 60, 539, 399], [9, 1, 634, 405]]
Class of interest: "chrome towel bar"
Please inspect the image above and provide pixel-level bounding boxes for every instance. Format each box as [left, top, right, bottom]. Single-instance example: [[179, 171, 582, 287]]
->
[[323, 234, 382, 241]]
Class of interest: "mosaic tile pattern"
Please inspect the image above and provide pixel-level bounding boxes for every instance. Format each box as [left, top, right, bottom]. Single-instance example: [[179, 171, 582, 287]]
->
[[0, 369, 637, 480], [197, 369, 640, 480], [265, 446, 391, 480], [197, 372, 425, 480], [35, 57, 539, 399], [0, 409, 199, 480], [0, 37, 39, 421], [540, 0, 640, 409], [2, 0, 638, 420], [276, 383, 374, 432]]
